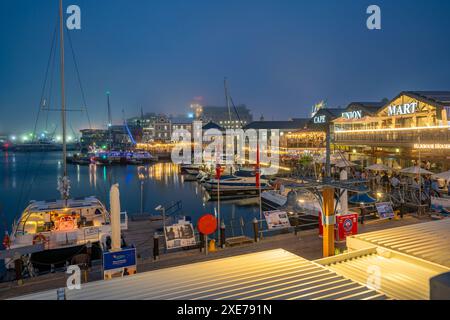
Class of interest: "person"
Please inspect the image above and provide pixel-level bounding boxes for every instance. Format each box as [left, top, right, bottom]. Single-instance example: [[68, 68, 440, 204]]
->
[[424, 176, 431, 196], [431, 179, 440, 197], [447, 181, 450, 196], [391, 174, 400, 188], [375, 172, 381, 186], [381, 173, 389, 187]]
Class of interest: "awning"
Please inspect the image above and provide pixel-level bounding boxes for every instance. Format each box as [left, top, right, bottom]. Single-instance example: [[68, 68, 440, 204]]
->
[[12, 249, 387, 300]]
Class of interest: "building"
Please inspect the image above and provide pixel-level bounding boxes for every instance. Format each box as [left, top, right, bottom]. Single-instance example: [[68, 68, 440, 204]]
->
[[80, 129, 109, 149], [332, 91, 450, 170], [127, 113, 172, 143], [200, 105, 253, 129]]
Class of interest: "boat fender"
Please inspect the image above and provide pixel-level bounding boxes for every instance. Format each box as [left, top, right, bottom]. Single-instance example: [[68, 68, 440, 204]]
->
[[2, 232, 10, 249]]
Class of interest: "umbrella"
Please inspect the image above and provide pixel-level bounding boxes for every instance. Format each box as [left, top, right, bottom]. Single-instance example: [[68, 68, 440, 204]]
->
[[335, 159, 357, 168], [349, 193, 377, 204], [432, 170, 450, 181], [365, 164, 391, 171], [400, 166, 433, 175]]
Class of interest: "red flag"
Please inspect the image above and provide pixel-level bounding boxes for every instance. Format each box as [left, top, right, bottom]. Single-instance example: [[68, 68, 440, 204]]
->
[[255, 142, 260, 188], [215, 163, 222, 179]]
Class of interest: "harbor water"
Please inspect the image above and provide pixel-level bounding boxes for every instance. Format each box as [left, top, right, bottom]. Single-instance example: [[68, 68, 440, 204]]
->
[[0, 151, 260, 245]]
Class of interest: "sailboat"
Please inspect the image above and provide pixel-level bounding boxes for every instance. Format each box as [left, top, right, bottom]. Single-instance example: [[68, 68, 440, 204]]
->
[[3, 0, 119, 271]]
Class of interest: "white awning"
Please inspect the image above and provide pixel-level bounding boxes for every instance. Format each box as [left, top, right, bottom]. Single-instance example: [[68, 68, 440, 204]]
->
[[13, 249, 386, 300]]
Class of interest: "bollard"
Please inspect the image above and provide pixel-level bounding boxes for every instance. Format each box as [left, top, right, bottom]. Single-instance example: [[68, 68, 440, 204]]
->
[[208, 239, 217, 252], [252, 218, 259, 242], [153, 233, 159, 261], [14, 257, 23, 285], [220, 221, 226, 248], [199, 233, 205, 252], [86, 241, 92, 267]]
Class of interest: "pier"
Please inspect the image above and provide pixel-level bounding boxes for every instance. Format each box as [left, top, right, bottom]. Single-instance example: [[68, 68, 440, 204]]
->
[[0, 214, 430, 300]]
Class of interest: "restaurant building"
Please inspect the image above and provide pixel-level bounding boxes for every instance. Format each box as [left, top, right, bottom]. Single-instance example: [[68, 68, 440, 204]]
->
[[333, 91, 450, 170]]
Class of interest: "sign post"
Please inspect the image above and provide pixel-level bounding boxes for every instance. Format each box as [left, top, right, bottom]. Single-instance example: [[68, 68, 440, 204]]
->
[[197, 214, 218, 256]]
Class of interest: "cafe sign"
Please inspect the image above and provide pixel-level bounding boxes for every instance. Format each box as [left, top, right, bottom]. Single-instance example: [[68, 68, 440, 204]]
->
[[313, 115, 326, 124], [388, 102, 418, 117], [342, 110, 362, 120]]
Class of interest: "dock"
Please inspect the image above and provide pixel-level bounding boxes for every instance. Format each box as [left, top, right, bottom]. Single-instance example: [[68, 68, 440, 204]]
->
[[0, 214, 431, 300]]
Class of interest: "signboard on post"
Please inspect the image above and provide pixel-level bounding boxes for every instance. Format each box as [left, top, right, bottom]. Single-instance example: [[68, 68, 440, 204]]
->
[[375, 202, 395, 220], [165, 222, 196, 249], [336, 213, 358, 242], [103, 247, 137, 280], [263, 210, 291, 230]]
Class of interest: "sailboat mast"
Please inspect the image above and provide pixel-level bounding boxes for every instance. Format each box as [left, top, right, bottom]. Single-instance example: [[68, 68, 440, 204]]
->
[[107, 91, 112, 150], [59, 0, 68, 183], [224, 78, 232, 124]]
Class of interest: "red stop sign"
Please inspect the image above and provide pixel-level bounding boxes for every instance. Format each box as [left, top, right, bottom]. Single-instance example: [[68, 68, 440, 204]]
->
[[197, 214, 217, 235]]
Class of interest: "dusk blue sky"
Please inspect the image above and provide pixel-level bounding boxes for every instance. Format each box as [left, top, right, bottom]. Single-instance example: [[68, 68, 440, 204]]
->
[[1, 0, 450, 134]]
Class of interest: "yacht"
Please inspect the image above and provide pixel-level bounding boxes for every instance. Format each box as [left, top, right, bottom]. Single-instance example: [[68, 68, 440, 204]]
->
[[1, 0, 127, 272], [4, 197, 121, 270]]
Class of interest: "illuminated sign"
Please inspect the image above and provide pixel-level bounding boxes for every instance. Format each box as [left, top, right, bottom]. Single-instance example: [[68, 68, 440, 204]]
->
[[313, 115, 326, 124], [342, 110, 362, 120], [388, 102, 417, 116], [414, 143, 450, 150]]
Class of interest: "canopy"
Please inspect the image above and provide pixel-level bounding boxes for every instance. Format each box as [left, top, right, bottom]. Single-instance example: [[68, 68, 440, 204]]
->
[[335, 159, 357, 168], [400, 166, 433, 175], [349, 193, 377, 204], [365, 164, 391, 171], [432, 170, 450, 181]]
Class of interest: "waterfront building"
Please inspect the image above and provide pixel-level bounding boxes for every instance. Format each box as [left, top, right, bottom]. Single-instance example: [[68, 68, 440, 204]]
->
[[170, 117, 193, 136], [200, 105, 253, 129], [80, 129, 109, 149], [332, 91, 450, 170]]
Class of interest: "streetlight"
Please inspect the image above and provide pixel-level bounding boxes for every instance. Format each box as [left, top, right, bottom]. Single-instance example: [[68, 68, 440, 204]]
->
[[155, 205, 167, 250]]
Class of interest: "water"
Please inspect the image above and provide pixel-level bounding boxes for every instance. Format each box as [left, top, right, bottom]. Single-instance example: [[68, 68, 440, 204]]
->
[[0, 152, 260, 238]]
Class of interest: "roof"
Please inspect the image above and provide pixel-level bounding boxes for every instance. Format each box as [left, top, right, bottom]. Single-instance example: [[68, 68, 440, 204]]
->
[[404, 91, 450, 107], [346, 101, 385, 114], [202, 121, 224, 131], [13, 249, 387, 300], [347, 219, 450, 268], [243, 119, 307, 130], [316, 246, 449, 300]]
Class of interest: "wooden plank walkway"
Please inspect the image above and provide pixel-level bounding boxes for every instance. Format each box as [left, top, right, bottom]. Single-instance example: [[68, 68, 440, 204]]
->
[[0, 215, 429, 300]]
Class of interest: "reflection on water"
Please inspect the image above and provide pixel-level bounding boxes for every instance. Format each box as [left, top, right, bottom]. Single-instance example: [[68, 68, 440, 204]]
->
[[0, 153, 259, 237]]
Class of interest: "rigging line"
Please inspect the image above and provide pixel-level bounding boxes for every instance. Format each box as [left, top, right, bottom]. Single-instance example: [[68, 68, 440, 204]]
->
[[66, 29, 92, 129], [45, 37, 58, 131], [228, 94, 244, 127], [14, 20, 59, 221]]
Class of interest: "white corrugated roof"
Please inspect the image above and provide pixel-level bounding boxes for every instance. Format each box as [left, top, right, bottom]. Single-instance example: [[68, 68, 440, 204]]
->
[[13, 249, 386, 300], [316, 247, 449, 300], [347, 219, 450, 268]]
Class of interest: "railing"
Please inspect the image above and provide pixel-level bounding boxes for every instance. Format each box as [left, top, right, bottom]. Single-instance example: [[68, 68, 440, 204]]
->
[[333, 128, 450, 145]]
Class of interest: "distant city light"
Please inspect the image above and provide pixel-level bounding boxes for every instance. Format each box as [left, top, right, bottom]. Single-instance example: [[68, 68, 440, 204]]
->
[[187, 113, 194, 119], [22, 135, 28, 142], [56, 136, 62, 142], [68, 136, 73, 141], [10, 135, 16, 141]]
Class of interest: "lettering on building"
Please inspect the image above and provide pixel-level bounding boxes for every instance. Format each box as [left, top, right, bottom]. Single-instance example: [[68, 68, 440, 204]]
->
[[342, 110, 362, 120], [387, 102, 418, 117], [313, 115, 326, 124]]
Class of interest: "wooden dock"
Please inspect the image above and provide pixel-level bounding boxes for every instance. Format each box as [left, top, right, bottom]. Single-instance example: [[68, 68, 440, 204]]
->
[[0, 215, 430, 300]]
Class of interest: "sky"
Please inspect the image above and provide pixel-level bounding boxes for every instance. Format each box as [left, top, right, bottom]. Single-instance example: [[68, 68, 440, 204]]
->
[[1, 0, 450, 135]]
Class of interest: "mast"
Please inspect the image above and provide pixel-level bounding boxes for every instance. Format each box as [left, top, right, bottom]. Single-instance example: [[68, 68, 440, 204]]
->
[[224, 78, 232, 125], [58, 0, 69, 201], [107, 91, 112, 150]]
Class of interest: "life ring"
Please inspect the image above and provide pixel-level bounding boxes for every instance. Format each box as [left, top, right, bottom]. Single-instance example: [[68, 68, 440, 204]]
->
[[33, 233, 48, 245]]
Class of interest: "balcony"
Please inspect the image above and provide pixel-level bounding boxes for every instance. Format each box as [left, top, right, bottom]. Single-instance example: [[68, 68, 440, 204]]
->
[[333, 127, 450, 147]]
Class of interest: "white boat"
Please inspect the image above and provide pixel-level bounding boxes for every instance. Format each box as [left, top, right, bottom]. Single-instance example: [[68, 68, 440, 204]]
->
[[262, 187, 341, 217], [204, 175, 271, 191], [4, 197, 126, 270]]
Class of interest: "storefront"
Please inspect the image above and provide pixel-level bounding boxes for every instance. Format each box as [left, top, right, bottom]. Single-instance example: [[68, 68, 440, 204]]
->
[[333, 91, 450, 171]]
